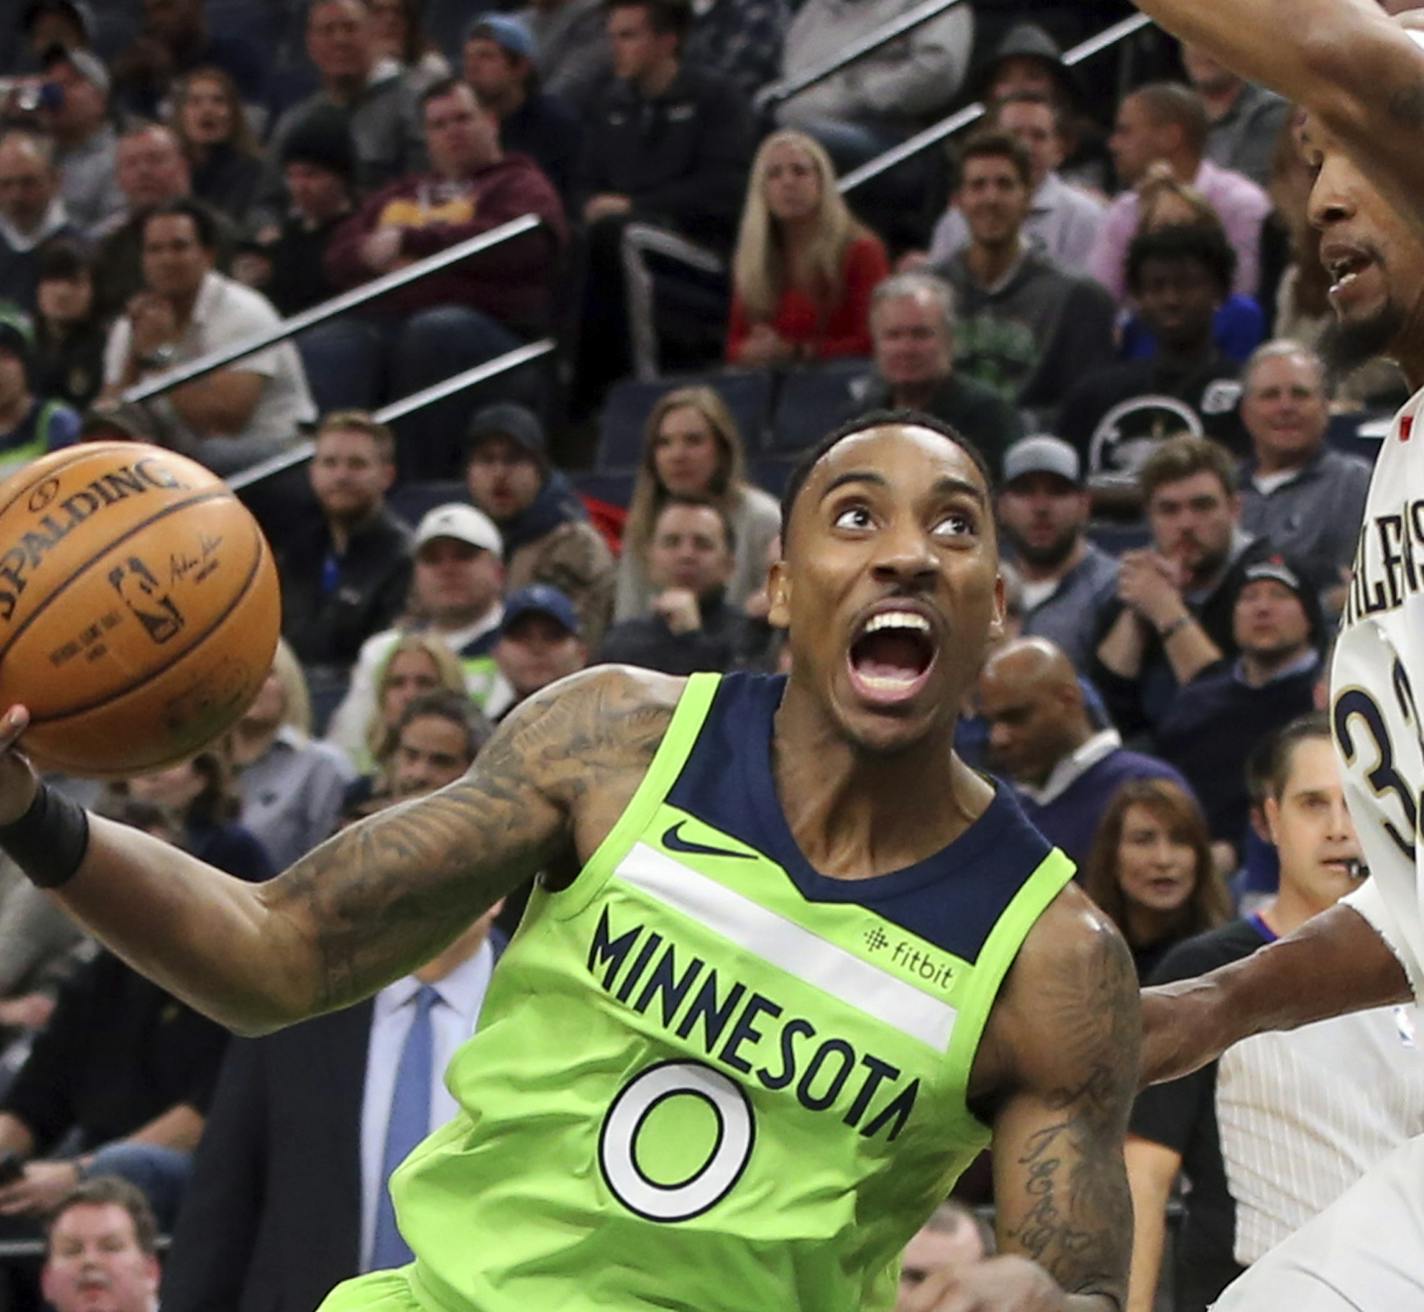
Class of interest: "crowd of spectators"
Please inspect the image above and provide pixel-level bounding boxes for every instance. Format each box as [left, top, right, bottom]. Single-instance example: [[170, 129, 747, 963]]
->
[[0, 1, 1410, 1309]]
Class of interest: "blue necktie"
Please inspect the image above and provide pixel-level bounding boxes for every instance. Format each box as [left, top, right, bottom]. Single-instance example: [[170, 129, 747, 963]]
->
[[371, 984, 439, 1269]]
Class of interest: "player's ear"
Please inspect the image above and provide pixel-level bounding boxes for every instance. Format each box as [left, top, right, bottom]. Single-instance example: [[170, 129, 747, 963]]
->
[[1263, 795, 1282, 848], [986, 573, 1006, 644], [767, 558, 791, 630]]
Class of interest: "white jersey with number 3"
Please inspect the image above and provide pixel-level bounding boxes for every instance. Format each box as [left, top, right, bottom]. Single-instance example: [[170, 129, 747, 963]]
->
[[1334, 386, 1424, 1000]]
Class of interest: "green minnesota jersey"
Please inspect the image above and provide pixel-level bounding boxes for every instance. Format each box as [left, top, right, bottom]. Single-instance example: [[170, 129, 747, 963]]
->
[[320, 672, 1074, 1312]]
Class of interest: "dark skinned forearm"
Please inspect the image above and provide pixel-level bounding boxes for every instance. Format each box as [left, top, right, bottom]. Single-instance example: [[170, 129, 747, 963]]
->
[[989, 901, 1139, 1312], [43, 669, 673, 1035], [1141, 902, 1411, 1086]]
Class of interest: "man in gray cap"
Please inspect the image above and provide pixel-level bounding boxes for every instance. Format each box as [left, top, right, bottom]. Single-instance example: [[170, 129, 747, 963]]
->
[[997, 433, 1119, 672], [38, 44, 123, 235], [462, 14, 582, 204], [463, 403, 615, 649]]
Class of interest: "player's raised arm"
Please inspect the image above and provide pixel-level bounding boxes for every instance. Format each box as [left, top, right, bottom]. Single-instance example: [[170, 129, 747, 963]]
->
[[0, 666, 677, 1036], [1140, 899, 1413, 1086], [1130, 0, 1424, 244], [910, 890, 1138, 1312]]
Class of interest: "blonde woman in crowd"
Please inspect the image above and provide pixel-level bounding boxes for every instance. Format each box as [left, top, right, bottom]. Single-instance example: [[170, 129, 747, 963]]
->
[[613, 386, 781, 622], [227, 639, 355, 870], [726, 129, 889, 367], [338, 634, 470, 822]]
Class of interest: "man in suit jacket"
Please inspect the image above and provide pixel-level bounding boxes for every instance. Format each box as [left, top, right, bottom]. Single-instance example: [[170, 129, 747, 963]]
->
[[160, 910, 506, 1311], [160, 702, 506, 1312]]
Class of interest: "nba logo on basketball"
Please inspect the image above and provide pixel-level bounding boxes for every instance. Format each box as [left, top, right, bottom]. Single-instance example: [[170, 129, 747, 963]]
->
[[107, 556, 185, 644]]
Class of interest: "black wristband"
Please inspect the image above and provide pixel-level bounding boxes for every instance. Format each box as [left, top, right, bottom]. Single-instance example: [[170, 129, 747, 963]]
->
[[0, 784, 89, 889]]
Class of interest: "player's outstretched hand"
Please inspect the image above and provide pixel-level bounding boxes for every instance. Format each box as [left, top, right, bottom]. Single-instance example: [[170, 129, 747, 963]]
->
[[902, 1254, 1064, 1311], [0, 707, 39, 826]]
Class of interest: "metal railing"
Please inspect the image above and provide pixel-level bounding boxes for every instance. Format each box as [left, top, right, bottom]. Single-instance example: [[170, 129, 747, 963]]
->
[[840, 12, 1154, 193], [755, 0, 969, 114], [228, 337, 557, 491], [122, 214, 546, 405]]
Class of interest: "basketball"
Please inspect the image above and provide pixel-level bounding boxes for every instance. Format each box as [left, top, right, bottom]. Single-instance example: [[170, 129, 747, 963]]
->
[[0, 442, 281, 778]]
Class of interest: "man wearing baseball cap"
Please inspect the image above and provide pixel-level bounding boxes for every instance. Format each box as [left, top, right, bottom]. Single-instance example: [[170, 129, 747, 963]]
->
[[39, 44, 124, 235], [327, 504, 515, 760], [464, 402, 615, 650], [998, 433, 1120, 672], [462, 15, 581, 204], [493, 584, 589, 718], [1155, 553, 1323, 862], [0, 307, 80, 480]]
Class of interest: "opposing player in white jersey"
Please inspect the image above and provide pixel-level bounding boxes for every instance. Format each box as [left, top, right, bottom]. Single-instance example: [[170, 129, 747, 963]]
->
[[1122, 0, 1424, 1306]]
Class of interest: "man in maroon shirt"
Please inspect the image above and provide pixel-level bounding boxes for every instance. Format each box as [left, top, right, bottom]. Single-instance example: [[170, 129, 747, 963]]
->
[[326, 76, 567, 478]]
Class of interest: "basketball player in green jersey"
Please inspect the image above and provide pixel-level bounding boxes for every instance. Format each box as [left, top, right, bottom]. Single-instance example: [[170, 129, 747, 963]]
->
[[0, 414, 1137, 1312]]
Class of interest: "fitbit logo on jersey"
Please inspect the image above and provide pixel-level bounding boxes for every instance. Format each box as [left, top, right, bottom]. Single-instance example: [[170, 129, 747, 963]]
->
[[0, 459, 193, 623], [890, 940, 954, 989], [861, 926, 954, 990]]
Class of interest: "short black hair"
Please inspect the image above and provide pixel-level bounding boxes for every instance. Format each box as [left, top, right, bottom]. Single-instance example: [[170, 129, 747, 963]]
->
[[779, 409, 993, 540], [1126, 222, 1236, 297], [419, 75, 477, 112], [36, 236, 92, 283], [1266, 711, 1333, 802], [604, 0, 692, 43], [959, 127, 1033, 190], [141, 197, 218, 251], [653, 494, 737, 555]]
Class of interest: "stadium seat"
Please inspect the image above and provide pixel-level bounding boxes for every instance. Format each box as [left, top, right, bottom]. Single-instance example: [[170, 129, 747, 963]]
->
[[595, 371, 775, 470], [297, 319, 385, 414], [751, 455, 797, 498], [571, 469, 637, 510], [387, 480, 469, 528], [766, 360, 870, 454]]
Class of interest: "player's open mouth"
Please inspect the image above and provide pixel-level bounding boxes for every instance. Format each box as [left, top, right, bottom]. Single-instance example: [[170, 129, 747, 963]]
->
[[1323, 243, 1374, 296], [846, 607, 937, 706]]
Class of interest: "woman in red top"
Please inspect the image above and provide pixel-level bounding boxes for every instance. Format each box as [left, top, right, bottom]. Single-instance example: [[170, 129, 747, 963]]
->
[[726, 130, 889, 366]]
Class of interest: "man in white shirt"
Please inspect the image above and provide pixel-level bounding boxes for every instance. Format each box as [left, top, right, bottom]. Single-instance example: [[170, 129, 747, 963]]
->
[[100, 198, 316, 476]]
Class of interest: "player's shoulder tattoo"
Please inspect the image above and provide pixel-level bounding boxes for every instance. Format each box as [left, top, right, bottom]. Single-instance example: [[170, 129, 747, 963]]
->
[[264, 666, 685, 1015], [459, 664, 681, 809]]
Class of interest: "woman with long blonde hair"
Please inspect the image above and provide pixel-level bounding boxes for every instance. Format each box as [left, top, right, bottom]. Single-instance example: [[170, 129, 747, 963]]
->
[[613, 386, 780, 622], [726, 130, 889, 367]]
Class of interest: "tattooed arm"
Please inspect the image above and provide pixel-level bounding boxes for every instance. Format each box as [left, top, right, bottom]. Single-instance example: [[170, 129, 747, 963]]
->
[[926, 886, 1138, 1312], [0, 667, 679, 1036]]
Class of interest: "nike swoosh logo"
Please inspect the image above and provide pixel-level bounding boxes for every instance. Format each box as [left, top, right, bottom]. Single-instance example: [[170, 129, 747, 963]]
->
[[661, 821, 752, 860]]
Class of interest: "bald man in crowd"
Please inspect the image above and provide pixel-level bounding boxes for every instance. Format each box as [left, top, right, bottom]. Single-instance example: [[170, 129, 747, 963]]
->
[[977, 636, 1191, 866]]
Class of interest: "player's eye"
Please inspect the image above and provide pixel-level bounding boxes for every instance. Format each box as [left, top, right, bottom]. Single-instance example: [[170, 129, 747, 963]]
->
[[833, 505, 874, 531], [932, 511, 976, 539]]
